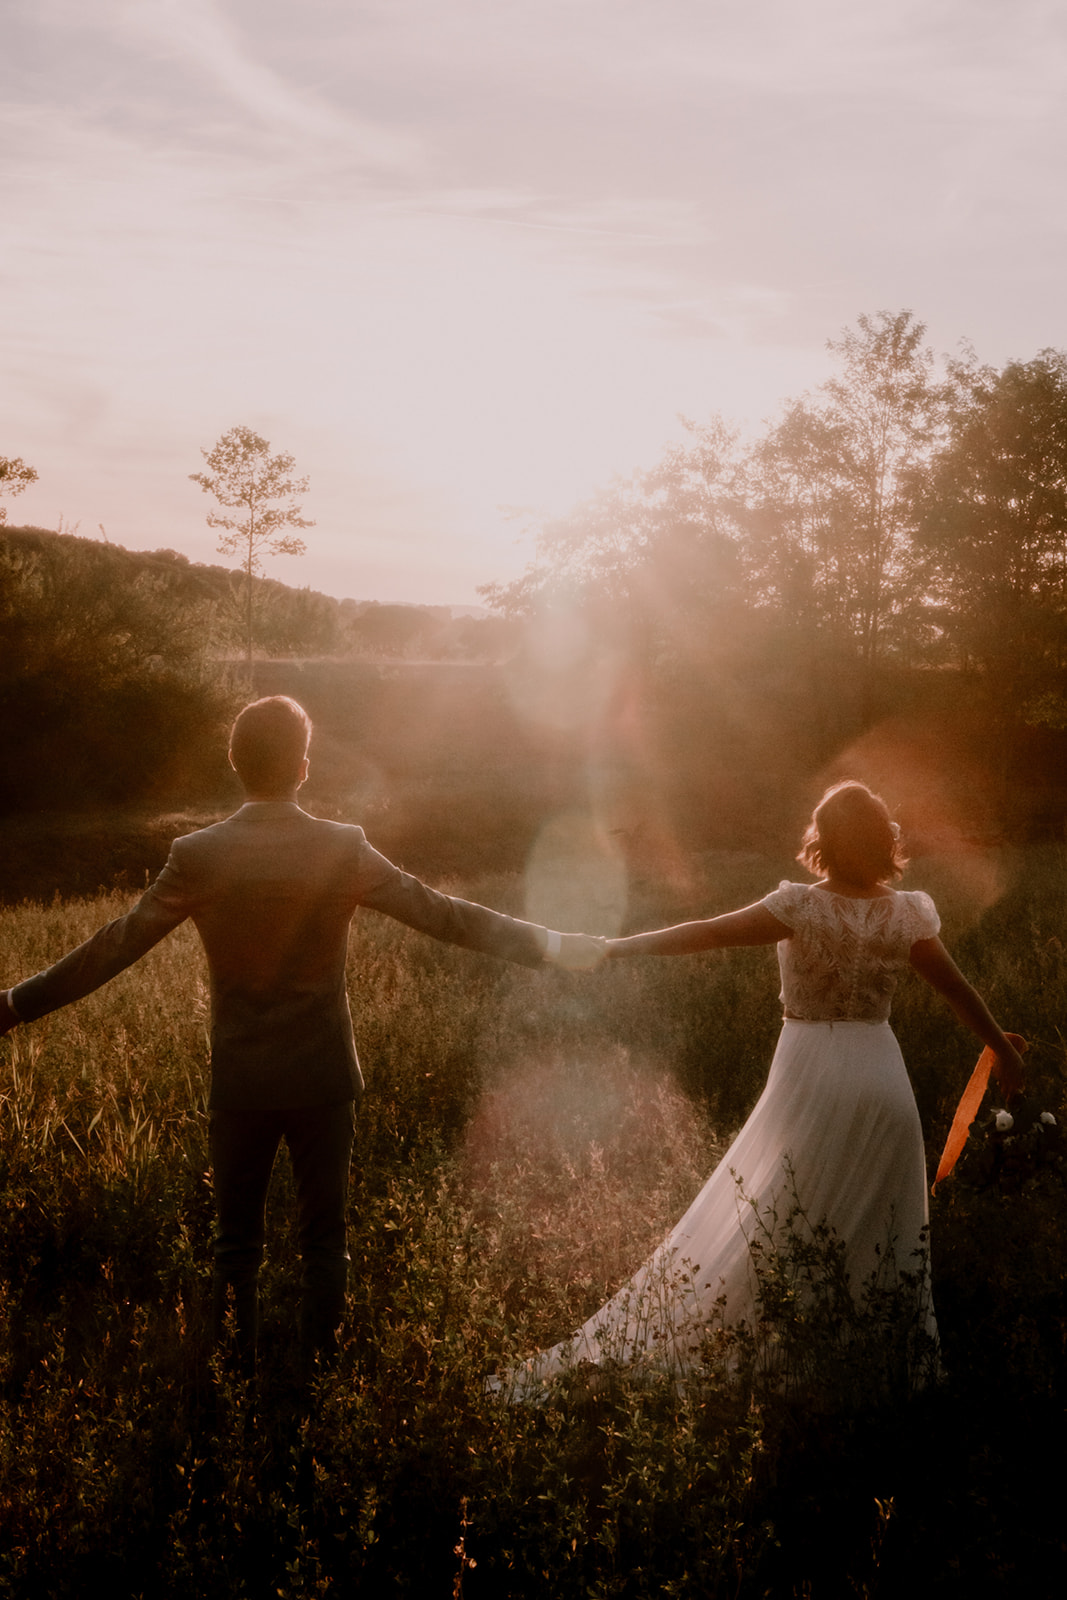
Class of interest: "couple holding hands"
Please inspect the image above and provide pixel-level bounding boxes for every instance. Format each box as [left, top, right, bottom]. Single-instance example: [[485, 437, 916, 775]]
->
[[0, 696, 1023, 1388]]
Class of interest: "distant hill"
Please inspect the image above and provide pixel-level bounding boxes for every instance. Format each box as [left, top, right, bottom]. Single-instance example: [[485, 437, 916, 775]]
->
[[0, 524, 537, 889], [1, 524, 514, 664]]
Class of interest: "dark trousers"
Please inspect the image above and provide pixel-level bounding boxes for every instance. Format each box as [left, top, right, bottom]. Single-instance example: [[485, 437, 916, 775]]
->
[[209, 1102, 355, 1370]]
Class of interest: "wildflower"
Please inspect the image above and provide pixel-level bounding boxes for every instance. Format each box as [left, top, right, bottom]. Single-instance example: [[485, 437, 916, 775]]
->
[[994, 1110, 1014, 1132]]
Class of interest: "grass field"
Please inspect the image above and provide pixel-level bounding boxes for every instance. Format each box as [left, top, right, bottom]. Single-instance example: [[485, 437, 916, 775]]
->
[[0, 847, 1065, 1597]]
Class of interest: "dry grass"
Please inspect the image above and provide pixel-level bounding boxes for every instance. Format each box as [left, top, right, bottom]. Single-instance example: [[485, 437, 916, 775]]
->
[[0, 849, 1065, 1596]]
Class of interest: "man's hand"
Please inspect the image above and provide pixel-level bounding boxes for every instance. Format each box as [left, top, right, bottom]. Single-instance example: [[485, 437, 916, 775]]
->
[[0, 992, 19, 1038], [547, 933, 607, 972]]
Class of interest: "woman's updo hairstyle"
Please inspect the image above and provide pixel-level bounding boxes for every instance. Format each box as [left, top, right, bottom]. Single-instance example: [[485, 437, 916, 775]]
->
[[798, 780, 906, 885]]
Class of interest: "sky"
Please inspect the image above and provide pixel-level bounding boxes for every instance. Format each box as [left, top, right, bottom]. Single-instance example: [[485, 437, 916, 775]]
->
[[3, 0, 1067, 605]]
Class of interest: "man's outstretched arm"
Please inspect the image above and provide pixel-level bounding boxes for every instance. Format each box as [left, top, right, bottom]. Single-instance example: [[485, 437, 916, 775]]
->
[[0, 990, 19, 1037], [355, 847, 603, 970], [3, 857, 192, 1027]]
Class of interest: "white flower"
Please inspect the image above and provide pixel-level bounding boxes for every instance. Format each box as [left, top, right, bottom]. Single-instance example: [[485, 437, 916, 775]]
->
[[1040, 1112, 1057, 1126], [994, 1110, 1014, 1133]]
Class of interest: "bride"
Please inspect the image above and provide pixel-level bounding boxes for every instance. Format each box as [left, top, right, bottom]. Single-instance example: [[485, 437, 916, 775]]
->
[[498, 781, 1024, 1396]]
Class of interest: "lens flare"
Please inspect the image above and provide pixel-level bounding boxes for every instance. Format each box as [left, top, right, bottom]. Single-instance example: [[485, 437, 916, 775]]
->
[[817, 718, 1006, 918], [504, 605, 614, 734], [523, 809, 628, 936]]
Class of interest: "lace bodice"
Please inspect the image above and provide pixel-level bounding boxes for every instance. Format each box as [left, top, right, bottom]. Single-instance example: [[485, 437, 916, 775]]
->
[[760, 881, 940, 1022]]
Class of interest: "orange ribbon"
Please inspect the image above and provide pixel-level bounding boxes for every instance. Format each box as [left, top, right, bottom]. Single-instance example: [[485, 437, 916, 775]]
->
[[932, 1032, 1027, 1192]]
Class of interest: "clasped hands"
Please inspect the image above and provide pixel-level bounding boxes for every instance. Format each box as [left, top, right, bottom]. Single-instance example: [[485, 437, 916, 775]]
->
[[543, 932, 608, 972]]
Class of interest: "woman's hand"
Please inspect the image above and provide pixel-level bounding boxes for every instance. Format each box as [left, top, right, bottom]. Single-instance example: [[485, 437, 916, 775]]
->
[[991, 1036, 1027, 1100], [910, 939, 1027, 1098]]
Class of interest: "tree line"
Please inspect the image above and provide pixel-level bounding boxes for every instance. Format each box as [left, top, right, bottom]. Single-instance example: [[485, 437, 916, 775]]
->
[[0, 524, 511, 816], [4, 311, 1067, 839], [483, 313, 1067, 715], [478, 311, 1067, 839]]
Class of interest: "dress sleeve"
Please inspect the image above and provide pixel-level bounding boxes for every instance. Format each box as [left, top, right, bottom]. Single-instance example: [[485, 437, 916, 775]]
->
[[760, 881, 806, 930], [904, 890, 941, 943]]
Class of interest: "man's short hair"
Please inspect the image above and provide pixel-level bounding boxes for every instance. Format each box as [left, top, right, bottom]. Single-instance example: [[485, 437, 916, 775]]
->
[[229, 696, 313, 794]]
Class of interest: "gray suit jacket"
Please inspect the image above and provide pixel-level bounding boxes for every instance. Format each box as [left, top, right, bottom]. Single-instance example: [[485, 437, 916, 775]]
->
[[12, 801, 548, 1110]]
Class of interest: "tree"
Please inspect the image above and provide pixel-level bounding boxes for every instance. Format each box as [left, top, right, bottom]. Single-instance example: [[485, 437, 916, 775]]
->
[[346, 602, 438, 659], [918, 348, 1067, 720], [0, 531, 230, 812], [190, 426, 313, 671], [479, 417, 749, 675], [740, 311, 946, 675], [0, 455, 38, 524], [823, 311, 946, 669]]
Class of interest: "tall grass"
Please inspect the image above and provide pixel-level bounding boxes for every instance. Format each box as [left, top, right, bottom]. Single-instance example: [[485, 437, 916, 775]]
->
[[0, 849, 1065, 1596]]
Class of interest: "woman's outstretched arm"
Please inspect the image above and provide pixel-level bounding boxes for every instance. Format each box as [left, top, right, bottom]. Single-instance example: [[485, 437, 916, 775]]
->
[[607, 902, 789, 957], [909, 936, 1026, 1095]]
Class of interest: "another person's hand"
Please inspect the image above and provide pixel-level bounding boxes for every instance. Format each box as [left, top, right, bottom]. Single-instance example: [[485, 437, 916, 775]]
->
[[547, 933, 607, 972], [0, 992, 19, 1038]]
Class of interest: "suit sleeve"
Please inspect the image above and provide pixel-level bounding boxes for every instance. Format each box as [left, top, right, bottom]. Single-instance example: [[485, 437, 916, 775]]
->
[[354, 840, 548, 968], [10, 847, 194, 1024]]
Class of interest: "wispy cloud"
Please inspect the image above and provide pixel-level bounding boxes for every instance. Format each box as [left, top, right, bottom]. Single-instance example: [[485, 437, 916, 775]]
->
[[22, 0, 419, 168], [4, 0, 1067, 600]]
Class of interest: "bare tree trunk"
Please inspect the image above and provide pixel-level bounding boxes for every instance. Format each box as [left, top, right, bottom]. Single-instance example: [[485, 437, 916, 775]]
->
[[245, 549, 254, 681]]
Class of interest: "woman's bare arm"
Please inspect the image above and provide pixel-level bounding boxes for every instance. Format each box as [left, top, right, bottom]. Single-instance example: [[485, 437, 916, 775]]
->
[[607, 903, 790, 957], [909, 936, 1026, 1095]]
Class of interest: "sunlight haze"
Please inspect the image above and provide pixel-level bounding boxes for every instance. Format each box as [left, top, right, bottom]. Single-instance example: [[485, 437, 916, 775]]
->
[[4, 0, 1067, 603]]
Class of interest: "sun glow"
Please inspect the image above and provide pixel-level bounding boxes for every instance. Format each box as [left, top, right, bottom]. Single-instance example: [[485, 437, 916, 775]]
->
[[824, 722, 1007, 918], [523, 811, 629, 938]]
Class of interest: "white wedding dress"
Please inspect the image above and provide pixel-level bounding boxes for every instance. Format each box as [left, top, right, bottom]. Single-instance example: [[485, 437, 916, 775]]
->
[[503, 882, 941, 1396]]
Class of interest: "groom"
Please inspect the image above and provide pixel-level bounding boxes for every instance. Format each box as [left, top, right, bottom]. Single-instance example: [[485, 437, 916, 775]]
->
[[0, 695, 600, 1369]]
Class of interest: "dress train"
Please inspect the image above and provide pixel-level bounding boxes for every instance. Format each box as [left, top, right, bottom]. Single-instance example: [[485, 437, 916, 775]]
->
[[501, 1020, 937, 1399]]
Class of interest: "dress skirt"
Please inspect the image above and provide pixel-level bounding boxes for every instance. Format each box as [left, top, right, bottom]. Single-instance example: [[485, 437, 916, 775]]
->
[[509, 1020, 936, 1391]]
